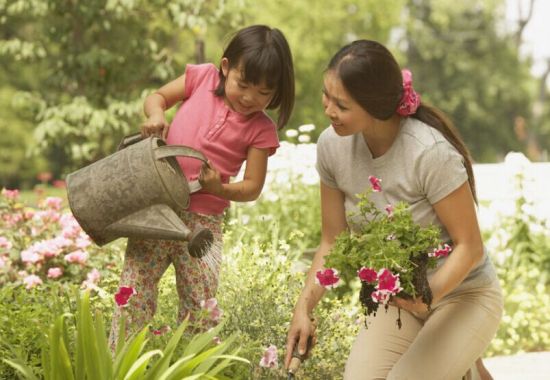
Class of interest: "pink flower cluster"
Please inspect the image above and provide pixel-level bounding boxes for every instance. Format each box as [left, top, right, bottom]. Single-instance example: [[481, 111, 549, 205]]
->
[[359, 267, 403, 304], [1, 190, 98, 290]]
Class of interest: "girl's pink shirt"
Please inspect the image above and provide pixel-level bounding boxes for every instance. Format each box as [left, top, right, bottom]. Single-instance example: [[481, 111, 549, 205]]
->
[[166, 63, 280, 215]]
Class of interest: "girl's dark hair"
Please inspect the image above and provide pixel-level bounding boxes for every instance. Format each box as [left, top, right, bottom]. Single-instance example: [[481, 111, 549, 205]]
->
[[215, 25, 295, 129], [328, 40, 477, 202]]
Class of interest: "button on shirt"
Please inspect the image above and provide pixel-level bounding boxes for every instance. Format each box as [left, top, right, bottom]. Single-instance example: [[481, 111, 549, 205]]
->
[[166, 63, 280, 215]]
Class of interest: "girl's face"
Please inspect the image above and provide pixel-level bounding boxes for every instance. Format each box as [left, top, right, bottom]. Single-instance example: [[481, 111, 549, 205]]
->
[[221, 58, 275, 116], [322, 70, 374, 136]]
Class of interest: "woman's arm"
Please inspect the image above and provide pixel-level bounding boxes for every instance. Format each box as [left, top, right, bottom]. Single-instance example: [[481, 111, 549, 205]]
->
[[284, 182, 348, 367], [199, 147, 269, 202], [141, 73, 187, 138], [394, 181, 484, 312]]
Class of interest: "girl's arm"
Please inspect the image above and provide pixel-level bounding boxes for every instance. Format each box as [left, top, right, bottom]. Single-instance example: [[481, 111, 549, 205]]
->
[[393, 181, 484, 312], [199, 147, 269, 202], [284, 182, 348, 367], [141, 74, 187, 138]]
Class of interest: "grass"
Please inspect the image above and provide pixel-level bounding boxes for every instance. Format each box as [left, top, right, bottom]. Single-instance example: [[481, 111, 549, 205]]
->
[[19, 185, 68, 207]]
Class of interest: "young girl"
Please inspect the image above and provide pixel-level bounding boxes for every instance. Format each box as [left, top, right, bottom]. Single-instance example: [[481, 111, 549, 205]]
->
[[285, 40, 502, 379], [110, 24, 294, 348]]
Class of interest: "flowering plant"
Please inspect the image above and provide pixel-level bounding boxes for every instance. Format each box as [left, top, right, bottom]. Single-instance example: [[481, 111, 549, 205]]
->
[[317, 176, 452, 327]]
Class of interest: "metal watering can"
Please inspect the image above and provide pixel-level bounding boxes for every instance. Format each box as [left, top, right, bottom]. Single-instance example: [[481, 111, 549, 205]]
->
[[66, 133, 213, 258]]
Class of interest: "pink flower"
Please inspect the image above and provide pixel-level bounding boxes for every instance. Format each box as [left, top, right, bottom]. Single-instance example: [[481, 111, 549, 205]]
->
[[114, 286, 136, 307], [42, 196, 63, 211], [24, 209, 35, 220], [315, 268, 341, 289], [385, 204, 394, 217], [371, 290, 391, 304], [0, 236, 12, 250], [75, 236, 91, 249], [151, 325, 171, 336], [368, 176, 382, 192], [47, 267, 63, 279], [259, 345, 278, 369], [23, 274, 43, 289], [396, 69, 421, 116], [0, 256, 7, 269], [64, 250, 89, 265], [36, 171, 53, 183], [200, 298, 223, 322], [429, 243, 453, 258], [52, 180, 66, 188], [21, 249, 41, 265], [34, 210, 61, 223], [376, 268, 402, 294], [357, 267, 377, 283], [1, 188, 20, 200], [59, 214, 82, 239]]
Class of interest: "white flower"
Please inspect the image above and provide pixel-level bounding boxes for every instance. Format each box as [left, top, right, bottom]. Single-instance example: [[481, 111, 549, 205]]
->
[[285, 129, 298, 138], [298, 123, 315, 133]]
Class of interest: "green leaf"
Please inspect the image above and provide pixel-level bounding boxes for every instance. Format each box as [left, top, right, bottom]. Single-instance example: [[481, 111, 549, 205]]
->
[[2, 358, 40, 380]]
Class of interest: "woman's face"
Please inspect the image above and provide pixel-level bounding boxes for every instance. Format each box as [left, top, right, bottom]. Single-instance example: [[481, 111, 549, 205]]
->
[[322, 70, 374, 136]]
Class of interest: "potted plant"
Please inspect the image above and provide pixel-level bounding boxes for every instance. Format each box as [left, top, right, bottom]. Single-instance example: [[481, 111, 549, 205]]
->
[[316, 176, 452, 327]]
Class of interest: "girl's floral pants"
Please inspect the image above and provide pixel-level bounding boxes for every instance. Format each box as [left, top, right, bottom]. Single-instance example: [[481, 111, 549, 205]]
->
[[109, 211, 223, 351]]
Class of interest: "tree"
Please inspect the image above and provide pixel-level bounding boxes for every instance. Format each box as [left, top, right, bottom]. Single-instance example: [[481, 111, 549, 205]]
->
[[403, 0, 535, 161], [0, 0, 245, 180]]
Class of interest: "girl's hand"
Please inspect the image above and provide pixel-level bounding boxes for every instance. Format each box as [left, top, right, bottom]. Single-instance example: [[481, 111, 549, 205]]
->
[[199, 161, 224, 197], [284, 311, 317, 369], [391, 296, 429, 317], [141, 114, 170, 138]]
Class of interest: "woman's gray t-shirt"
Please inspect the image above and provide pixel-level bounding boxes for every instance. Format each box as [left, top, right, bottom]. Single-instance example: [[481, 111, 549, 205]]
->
[[316, 117, 496, 293]]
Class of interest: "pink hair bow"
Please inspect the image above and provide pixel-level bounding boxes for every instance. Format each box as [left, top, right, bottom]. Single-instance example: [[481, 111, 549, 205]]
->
[[396, 69, 421, 116]]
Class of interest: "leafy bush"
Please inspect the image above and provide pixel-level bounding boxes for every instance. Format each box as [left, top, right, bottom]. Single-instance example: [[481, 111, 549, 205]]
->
[[5, 290, 247, 379], [217, 223, 359, 379], [485, 172, 550, 356]]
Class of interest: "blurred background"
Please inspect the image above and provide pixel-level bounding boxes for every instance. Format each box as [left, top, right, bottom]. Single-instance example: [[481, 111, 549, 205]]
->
[[1, 0, 548, 188]]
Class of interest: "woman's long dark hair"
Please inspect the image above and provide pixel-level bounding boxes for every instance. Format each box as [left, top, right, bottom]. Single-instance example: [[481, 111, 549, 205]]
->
[[328, 40, 477, 202]]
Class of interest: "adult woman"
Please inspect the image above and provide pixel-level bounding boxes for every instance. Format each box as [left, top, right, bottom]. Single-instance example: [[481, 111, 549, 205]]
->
[[285, 40, 502, 379]]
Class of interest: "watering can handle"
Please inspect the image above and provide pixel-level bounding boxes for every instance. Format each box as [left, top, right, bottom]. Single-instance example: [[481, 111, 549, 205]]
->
[[153, 145, 208, 165], [153, 145, 209, 193]]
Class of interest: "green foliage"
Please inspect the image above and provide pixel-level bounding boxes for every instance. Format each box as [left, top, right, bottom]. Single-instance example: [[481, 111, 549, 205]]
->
[[4, 290, 248, 380], [0, 85, 48, 189], [485, 171, 550, 356], [0, 283, 66, 379], [218, 225, 358, 379]]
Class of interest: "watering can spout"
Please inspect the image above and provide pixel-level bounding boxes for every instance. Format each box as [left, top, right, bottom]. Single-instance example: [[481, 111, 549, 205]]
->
[[103, 204, 213, 258], [104, 204, 192, 241]]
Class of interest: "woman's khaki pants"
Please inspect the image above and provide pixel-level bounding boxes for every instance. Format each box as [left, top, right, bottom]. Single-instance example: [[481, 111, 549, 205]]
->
[[344, 279, 503, 380]]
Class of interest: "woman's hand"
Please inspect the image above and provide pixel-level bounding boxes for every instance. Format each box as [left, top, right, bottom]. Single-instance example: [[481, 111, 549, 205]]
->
[[391, 296, 430, 317], [284, 310, 317, 369], [141, 113, 170, 138], [199, 161, 224, 197]]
